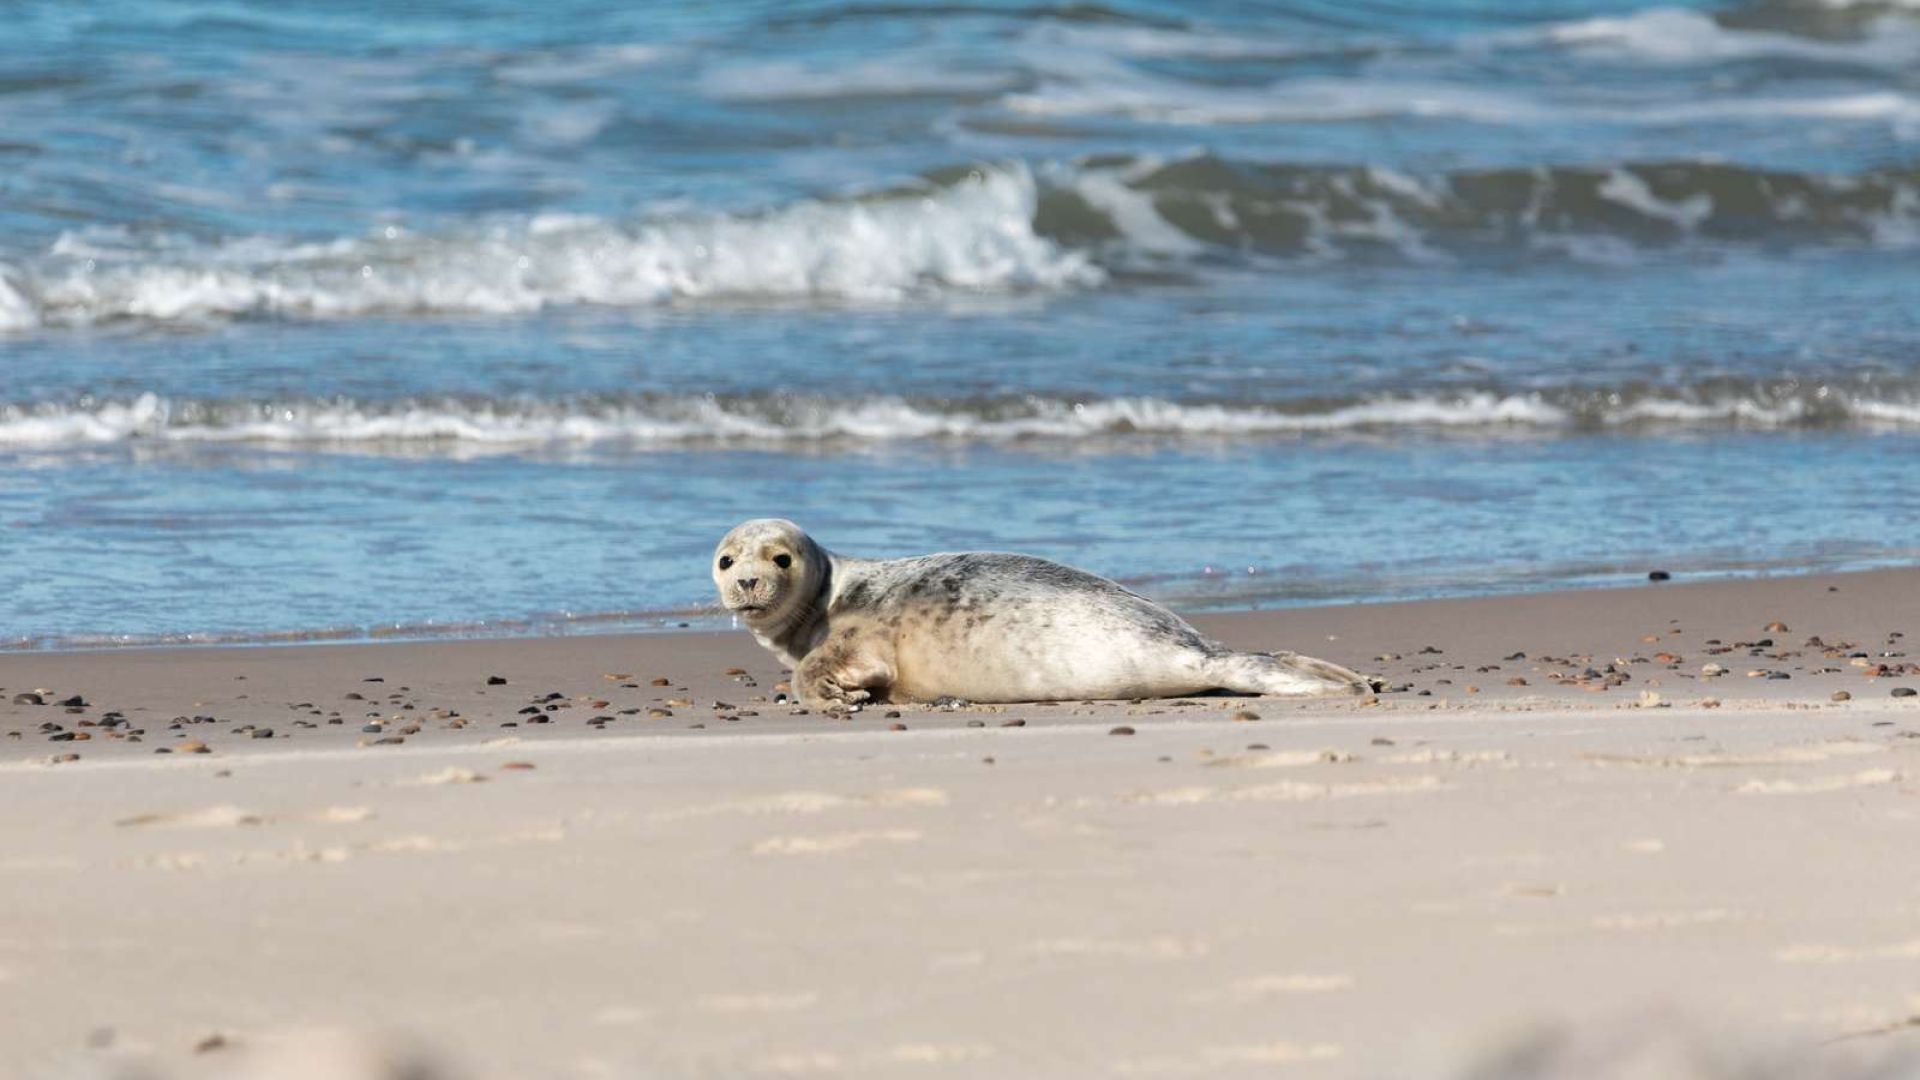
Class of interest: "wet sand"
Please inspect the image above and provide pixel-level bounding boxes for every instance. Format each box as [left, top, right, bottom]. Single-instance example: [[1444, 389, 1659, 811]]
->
[[4, 569, 1919, 1077]]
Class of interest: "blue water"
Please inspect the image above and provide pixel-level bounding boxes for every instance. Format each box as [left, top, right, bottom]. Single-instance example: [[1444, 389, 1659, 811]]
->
[[2, 0, 1918, 646]]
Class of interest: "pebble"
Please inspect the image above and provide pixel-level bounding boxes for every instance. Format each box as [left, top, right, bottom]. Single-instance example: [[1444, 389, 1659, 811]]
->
[[1832, 691, 1852, 702], [49, 753, 80, 764], [55, 695, 85, 707], [1000, 718, 1026, 728], [500, 762, 536, 771], [647, 708, 673, 719], [889, 723, 907, 732], [1648, 570, 1672, 581], [1109, 725, 1136, 736], [650, 677, 672, 687], [1701, 663, 1727, 677], [251, 728, 274, 739], [361, 724, 383, 734], [966, 719, 985, 728], [1506, 677, 1529, 687], [12, 692, 43, 705], [176, 740, 210, 754], [1766, 621, 1790, 633], [724, 667, 747, 676], [1231, 710, 1261, 722], [486, 675, 508, 685], [369, 736, 406, 745], [1896, 688, 1918, 699]]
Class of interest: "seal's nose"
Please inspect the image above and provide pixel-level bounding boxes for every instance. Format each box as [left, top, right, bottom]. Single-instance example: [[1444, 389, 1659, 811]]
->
[[739, 577, 759, 591]]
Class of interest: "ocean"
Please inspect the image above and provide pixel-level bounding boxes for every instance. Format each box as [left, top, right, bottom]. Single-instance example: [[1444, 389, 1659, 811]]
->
[[2, 0, 1918, 647]]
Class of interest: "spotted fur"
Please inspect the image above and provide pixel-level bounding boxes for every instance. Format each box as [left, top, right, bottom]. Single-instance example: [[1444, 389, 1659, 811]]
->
[[712, 519, 1370, 708]]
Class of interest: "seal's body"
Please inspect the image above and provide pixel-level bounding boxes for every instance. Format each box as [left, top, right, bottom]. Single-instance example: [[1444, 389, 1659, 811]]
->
[[712, 519, 1370, 708]]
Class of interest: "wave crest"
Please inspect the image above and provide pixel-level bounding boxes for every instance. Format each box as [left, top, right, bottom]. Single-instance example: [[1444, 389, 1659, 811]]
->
[[4, 383, 1917, 454]]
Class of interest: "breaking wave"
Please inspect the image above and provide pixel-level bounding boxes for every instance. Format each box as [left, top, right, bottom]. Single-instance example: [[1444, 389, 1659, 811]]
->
[[3, 157, 1919, 332], [5, 382, 1918, 453]]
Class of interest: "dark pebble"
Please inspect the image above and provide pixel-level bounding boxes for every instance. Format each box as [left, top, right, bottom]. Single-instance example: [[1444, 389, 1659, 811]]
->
[[1648, 570, 1672, 581], [889, 723, 908, 731], [487, 675, 508, 685], [48, 732, 75, 742], [370, 736, 405, 745], [360, 724, 383, 734], [966, 719, 984, 728], [251, 728, 274, 739], [56, 695, 85, 708], [12, 692, 43, 705], [1000, 718, 1027, 728], [1895, 688, 1918, 699], [1109, 725, 1136, 736]]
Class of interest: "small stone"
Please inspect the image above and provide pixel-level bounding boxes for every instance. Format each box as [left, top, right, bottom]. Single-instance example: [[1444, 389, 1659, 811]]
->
[[12, 692, 42, 705], [1832, 691, 1852, 702], [193, 1034, 228, 1054], [500, 761, 535, 770], [724, 667, 747, 676], [1000, 718, 1027, 728], [1360, 694, 1381, 706], [889, 723, 908, 732], [55, 695, 85, 708], [1232, 709, 1261, 722], [647, 708, 673, 719], [1419, 645, 1443, 655], [884, 710, 901, 719], [1766, 621, 1789, 633], [251, 728, 274, 739], [369, 736, 405, 745], [176, 740, 209, 754], [49, 753, 80, 764], [1370, 737, 1394, 746], [1701, 663, 1727, 677], [1247, 743, 1269, 751], [1109, 725, 1136, 736], [650, 677, 672, 687], [1895, 688, 1918, 699], [486, 675, 507, 685], [1506, 677, 1529, 687], [966, 719, 985, 727], [361, 724, 383, 734], [1648, 570, 1671, 581]]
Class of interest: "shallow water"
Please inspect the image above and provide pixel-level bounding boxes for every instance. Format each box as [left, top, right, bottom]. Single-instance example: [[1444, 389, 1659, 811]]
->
[[2, 0, 1918, 646]]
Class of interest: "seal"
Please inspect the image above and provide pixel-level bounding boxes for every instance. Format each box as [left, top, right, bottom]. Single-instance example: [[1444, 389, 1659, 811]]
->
[[712, 519, 1372, 708]]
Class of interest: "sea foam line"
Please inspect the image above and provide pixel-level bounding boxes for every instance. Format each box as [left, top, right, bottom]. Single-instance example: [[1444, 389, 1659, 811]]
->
[[2, 388, 1917, 453]]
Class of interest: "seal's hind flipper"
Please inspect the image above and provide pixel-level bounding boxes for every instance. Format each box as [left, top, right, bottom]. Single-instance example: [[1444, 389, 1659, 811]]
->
[[1205, 651, 1370, 697]]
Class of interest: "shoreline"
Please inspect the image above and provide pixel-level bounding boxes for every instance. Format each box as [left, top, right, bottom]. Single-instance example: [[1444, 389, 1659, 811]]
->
[[5, 565, 1919, 1077], [9, 556, 1917, 658]]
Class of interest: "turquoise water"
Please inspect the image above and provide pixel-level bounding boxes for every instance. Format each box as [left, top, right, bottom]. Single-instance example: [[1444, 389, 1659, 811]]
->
[[2, 0, 1918, 645]]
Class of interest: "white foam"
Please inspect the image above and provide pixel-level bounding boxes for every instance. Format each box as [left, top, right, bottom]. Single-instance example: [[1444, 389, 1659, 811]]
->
[[4, 166, 1100, 330], [1597, 169, 1715, 232], [1535, 8, 1920, 67], [701, 57, 1016, 101]]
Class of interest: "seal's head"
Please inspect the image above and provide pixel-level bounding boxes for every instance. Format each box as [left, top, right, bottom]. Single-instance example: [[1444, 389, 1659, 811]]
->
[[712, 518, 823, 626]]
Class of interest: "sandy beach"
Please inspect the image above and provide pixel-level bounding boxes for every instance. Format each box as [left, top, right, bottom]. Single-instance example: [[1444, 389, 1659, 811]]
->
[[5, 569, 1920, 1077]]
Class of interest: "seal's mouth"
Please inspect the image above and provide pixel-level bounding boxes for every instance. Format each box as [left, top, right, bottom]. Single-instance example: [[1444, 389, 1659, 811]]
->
[[731, 602, 768, 616]]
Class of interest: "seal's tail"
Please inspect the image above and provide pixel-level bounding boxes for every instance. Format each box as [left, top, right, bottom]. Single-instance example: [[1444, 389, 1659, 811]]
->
[[1205, 651, 1375, 697]]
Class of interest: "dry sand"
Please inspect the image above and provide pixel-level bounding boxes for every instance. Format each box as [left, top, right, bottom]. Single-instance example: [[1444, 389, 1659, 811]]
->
[[4, 569, 1920, 1078]]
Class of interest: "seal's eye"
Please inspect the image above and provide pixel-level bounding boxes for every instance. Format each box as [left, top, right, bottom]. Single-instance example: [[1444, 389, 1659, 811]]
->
[[773, 553, 792, 569], [717, 555, 734, 571]]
